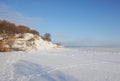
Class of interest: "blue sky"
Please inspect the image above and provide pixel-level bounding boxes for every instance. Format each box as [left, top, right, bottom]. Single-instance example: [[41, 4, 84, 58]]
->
[[0, 0, 120, 47]]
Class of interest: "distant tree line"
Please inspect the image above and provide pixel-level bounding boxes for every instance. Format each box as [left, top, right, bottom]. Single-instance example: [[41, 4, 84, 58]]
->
[[0, 20, 39, 36]]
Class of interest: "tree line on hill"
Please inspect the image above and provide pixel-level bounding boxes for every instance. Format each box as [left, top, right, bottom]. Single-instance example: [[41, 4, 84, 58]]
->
[[0, 20, 39, 36], [0, 20, 51, 41]]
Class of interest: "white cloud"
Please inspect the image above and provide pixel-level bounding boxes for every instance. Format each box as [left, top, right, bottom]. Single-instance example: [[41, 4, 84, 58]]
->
[[0, 4, 43, 27]]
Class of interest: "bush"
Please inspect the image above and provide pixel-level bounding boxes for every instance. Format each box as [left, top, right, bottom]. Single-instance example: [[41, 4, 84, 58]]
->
[[29, 30, 39, 35], [0, 48, 11, 52], [42, 33, 51, 41]]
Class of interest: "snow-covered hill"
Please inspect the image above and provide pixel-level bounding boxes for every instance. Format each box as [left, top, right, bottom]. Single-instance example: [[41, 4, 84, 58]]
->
[[12, 33, 63, 51], [0, 48, 120, 81]]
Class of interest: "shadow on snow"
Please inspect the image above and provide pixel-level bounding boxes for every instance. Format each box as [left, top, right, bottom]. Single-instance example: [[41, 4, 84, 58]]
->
[[13, 60, 79, 81]]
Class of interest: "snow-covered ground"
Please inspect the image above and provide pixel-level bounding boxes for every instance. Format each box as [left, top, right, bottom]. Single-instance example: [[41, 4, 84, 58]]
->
[[0, 48, 120, 81]]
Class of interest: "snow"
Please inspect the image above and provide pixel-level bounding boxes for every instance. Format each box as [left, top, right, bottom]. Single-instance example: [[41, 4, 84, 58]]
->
[[33, 36, 57, 50], [0, 48, 120, 81], [12, 33, 59, 51], [23, 33, 34, 40]]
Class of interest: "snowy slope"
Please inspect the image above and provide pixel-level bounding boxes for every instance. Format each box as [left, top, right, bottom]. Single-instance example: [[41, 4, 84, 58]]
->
[[12, 33, 59, 51], [0, 48, 120, 81]]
